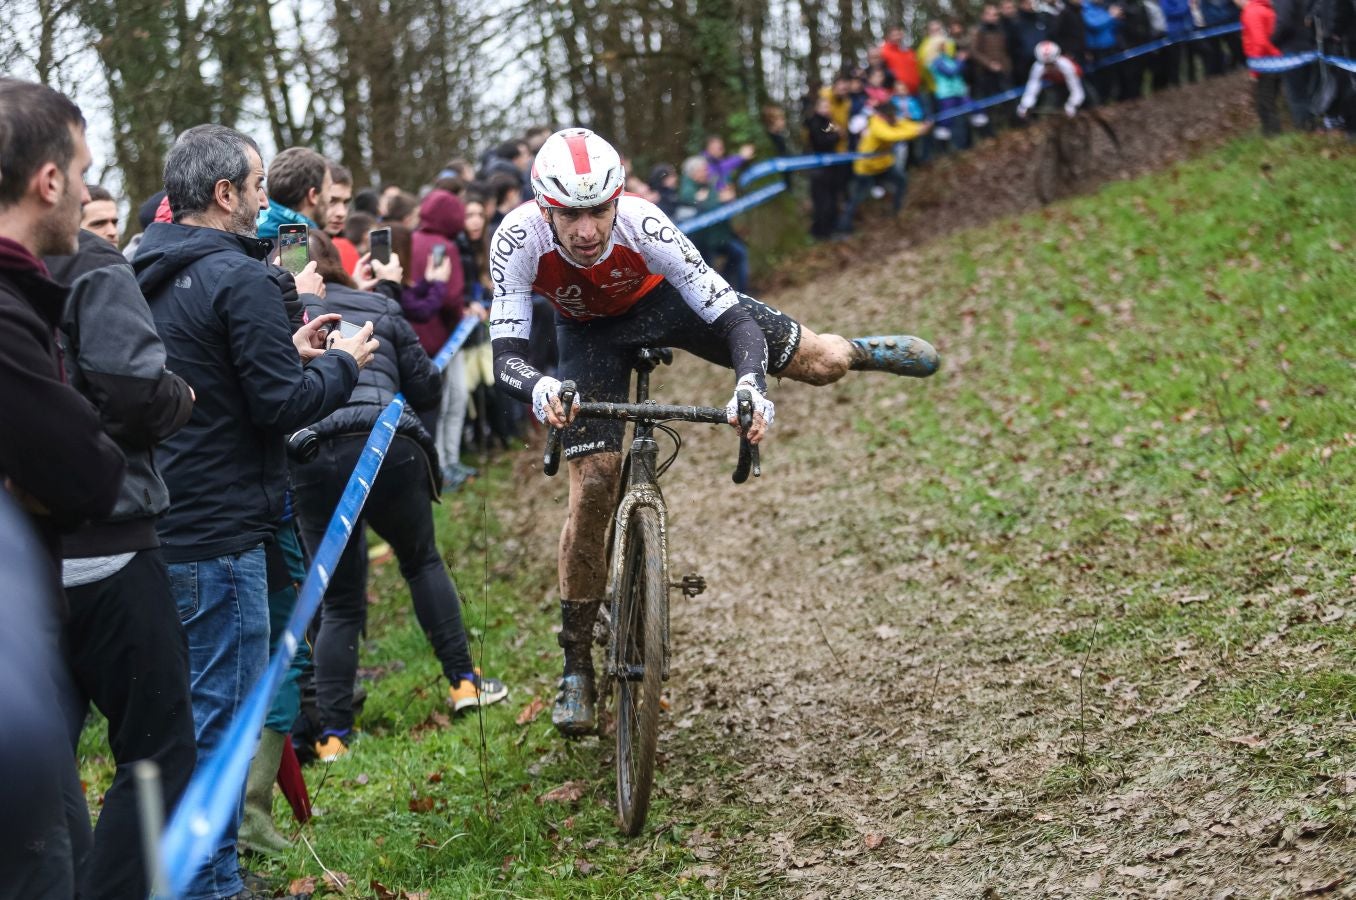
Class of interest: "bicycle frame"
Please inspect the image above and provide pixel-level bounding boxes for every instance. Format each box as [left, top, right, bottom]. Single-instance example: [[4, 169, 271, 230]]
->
[[606, 353, 672, 681]]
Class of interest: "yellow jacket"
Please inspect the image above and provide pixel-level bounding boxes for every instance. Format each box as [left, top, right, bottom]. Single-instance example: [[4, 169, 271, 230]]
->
[[853, 114, 925, 176], [818, 86, 852, 152]]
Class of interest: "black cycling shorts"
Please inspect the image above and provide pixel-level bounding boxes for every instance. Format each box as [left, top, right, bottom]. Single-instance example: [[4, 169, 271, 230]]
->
[[556, 281, 803, 460]]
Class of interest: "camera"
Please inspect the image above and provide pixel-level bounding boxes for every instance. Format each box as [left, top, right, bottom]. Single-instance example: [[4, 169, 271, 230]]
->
[[287, 427, 320, 463]]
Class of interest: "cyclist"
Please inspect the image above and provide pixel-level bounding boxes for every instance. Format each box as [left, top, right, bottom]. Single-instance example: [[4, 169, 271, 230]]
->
[[488, 128, 938, 736], [1016, 40, 1087, 119]]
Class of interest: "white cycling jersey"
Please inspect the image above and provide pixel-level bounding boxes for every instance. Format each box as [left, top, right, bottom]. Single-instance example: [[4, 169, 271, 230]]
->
[[1018, 56, 1086, 115], [487, 195, 739, 345]]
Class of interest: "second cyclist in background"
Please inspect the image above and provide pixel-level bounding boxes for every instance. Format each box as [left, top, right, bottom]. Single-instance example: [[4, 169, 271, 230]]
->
[[1017, 41, 1088, 119]]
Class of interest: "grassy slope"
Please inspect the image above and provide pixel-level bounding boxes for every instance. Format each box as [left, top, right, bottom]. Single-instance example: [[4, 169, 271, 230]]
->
[[78, 135, 1356, 897], [704, 132, 1356, 895]]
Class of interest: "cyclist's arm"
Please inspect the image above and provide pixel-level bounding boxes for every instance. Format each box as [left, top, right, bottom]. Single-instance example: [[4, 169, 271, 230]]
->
[[487, 212, 546, 404], [1057, 57, 1086, 110], [631, 200, 769, 392], [1018, 62, 1044, 114]]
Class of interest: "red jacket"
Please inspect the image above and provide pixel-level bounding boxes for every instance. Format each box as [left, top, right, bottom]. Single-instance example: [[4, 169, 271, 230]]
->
[[880, 40, 923, 93], [1241, 0, 1281, 77]]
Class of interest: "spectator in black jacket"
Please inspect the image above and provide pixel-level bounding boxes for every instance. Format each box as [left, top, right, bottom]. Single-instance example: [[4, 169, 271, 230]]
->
[[804, 95, 843, 240], [1272, 0, 1319, 129], [0, 75, 126, 900], [0, 491, 85, 900], [1053, 0, 1091, 70], [133, 123, 376, 900], [292, 231, 508, 764], [45, 229, 198, 900], [0, 79, 126, 572]]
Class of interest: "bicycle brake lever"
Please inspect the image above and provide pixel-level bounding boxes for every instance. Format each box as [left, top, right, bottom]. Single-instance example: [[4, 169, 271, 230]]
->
[[733, 389, 755, 484], [543, 380, 578, 477]]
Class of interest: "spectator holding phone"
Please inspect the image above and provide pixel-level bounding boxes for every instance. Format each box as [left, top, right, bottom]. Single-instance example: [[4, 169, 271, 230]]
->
[[256, 146, 331, 243], [133, 124, 375, 900], [292, 229, 508, 764]]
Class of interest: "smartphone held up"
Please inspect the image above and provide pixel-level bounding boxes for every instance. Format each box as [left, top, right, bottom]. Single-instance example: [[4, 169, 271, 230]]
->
[[369, 227, 392, 265], [278, 224, 309, 274]]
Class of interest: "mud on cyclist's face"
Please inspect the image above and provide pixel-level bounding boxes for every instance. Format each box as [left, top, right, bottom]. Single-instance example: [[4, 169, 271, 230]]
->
[[545, 201, 618, 267]]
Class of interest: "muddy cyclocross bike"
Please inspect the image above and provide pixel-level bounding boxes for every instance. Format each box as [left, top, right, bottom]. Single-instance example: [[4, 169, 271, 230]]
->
[[1033, 105, 1122, 204], [543, 346, 760, 835]]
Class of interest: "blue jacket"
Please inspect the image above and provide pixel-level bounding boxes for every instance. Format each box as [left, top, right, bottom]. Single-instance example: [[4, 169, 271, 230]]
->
[[1158, 0, 1196, 36], [134, 223, 359, 563], [1200, 0, 1241, 25], [1084, 1, 1122, 50], [257, 201, 317, 241]]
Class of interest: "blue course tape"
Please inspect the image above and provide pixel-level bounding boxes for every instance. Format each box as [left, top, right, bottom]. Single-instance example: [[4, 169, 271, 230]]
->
[[737, 152, 867, 188], [679, 182, 789, 234], [159, 314, 478, 898], [1247, 50, 1356, 73]]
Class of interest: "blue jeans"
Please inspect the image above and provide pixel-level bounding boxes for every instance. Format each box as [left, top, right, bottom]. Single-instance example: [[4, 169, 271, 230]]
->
[[169, 546, 269, 900], [719, 237, 749, 294]]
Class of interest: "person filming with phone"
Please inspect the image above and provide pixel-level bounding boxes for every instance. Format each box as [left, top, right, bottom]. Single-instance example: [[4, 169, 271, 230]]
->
[[132, 124, 376, 900], [289, 229, 509, 765]]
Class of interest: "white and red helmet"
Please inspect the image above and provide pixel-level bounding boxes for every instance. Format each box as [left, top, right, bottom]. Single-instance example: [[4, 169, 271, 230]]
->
[[531, 128, 626, 210], [1035, 40, 1061, 64]]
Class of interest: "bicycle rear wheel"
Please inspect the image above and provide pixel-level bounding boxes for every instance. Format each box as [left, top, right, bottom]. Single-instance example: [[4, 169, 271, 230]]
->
[[612, 505, 666, 836]]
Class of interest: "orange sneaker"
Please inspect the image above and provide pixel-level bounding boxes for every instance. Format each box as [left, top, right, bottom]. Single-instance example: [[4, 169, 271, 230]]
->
[[314, 733, 350, 762], [449, 672, 509, 712]]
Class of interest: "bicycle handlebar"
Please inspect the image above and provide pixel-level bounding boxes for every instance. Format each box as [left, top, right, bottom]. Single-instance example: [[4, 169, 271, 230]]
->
[[543, 381, 761, 483]]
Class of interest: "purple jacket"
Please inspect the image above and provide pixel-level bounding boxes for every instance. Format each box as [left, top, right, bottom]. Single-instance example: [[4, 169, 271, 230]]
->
[[703, 152, 747, 190]]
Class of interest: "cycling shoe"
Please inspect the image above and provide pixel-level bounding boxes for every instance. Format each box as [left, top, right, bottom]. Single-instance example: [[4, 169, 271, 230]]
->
[[849, 335, 940, 377], [552, 673, 597, 737]]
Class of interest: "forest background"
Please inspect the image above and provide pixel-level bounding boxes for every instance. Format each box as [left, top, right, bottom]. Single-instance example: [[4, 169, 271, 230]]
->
[[4, 0, 959, 229]]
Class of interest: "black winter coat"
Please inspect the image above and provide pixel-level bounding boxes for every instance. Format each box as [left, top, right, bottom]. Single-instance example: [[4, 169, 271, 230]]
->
[[306, 283, 444, 493], [133, 223, 359, 563], [0, 236, 125, 567], [46, 230, 194, 557]]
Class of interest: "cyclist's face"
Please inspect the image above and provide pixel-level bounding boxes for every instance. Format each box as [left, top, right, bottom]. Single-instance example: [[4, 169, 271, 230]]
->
[[546, 202, 617, 267]]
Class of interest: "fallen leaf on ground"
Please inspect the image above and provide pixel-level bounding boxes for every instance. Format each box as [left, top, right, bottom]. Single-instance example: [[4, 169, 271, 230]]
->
[[537, 781, 588, 804], [323, 870, 352, 890], [370, 880, 398, 899], [408, 795, 435, 813], [864, 832, 886, 850], [288, 876, 318, 895], [517, 696, 547, 725], [1226, 734, 1267, 748]]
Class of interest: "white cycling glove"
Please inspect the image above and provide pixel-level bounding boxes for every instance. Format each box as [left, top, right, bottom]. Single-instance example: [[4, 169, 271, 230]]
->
[[1064, 101, 1078, 118], [532, 376, 564, 425], [725, 374, 775, 430]]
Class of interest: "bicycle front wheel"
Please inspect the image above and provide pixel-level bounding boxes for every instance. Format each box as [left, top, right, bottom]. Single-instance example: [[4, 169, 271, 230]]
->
[[612, 505, 666, 836]]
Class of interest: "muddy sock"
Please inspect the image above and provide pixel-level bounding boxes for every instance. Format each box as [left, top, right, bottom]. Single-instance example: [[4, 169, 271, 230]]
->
[[559, 599, 600, 677]]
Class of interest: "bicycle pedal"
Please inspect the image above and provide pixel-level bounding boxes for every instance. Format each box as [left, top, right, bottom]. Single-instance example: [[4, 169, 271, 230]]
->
[[673, 574, 706, 597]]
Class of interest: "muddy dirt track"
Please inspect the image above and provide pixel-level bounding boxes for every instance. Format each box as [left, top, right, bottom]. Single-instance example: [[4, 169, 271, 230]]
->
[[503, 72, 1356, 897]]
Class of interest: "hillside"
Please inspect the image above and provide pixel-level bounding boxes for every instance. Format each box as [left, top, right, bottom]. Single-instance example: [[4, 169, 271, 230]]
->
[[500, 131, 1356, 897]]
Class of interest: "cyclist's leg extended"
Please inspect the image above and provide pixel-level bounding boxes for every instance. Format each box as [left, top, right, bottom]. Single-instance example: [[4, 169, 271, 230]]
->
[[673, 291, 939, 383]]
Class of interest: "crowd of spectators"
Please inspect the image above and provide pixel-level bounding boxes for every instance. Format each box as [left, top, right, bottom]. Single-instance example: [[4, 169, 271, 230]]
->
[[792, 0, 1355, 235], [0, 73, 572, 900]]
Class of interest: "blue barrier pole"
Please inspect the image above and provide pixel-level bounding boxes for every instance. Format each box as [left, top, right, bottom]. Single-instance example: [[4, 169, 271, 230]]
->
[[158, 314, 478, 898]]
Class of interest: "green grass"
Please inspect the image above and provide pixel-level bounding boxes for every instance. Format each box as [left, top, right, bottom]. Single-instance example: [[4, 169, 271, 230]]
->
[[837, 134, 1356, 837], [76, 134, 1356, 892]]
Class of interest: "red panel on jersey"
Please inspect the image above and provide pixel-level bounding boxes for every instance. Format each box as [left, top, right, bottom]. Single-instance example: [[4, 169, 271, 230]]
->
[[533, 245, 664, 321]]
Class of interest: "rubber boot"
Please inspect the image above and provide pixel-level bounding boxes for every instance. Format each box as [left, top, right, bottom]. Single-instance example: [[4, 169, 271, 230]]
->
[[238, 729, 290, 858], [553, 599, 600, 737], [848, 335, 940, 377]]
